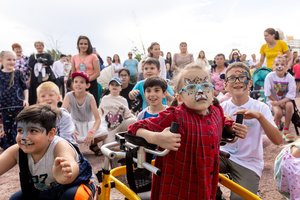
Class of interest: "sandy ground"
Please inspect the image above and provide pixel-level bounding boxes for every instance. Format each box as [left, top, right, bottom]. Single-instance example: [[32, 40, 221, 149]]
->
[[0, 98, 299, 200]]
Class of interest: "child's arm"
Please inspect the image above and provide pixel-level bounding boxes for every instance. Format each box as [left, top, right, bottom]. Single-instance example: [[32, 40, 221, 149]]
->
[[255, 54, 265, 68], [136, 127, 181, 151], [23, 89, 29, 107], [85, 97, 101, 144], [223, 115, 247, 143], [129, 89, 140, 100], [61, 94, 71, 112], [89, 56, 100, 81], [0, 144, 18, 176], [129, 106, 180, 149], [166, 92, 175, 106], [53, 140, 79, 185], [235, 109, 282, 145]]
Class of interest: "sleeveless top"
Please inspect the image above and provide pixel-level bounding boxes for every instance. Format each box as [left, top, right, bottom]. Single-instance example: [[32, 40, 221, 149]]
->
[[65, 91, 93, 122], [27, 136, 79, 191]]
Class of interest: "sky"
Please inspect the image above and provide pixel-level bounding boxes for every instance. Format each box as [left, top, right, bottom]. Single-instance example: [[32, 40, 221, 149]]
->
[[1, 0, 300, 62]]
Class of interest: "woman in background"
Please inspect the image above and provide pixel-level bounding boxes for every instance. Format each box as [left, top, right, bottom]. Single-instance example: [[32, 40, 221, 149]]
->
[[71, 35, 100, 107]]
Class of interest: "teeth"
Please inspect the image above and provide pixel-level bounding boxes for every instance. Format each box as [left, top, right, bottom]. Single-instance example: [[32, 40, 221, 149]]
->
[[21, 140, 34, 146], [195, 94, 207, 102]]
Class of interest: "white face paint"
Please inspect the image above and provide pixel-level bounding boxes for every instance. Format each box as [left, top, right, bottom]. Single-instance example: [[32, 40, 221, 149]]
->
[[17, 121, 46, 146]]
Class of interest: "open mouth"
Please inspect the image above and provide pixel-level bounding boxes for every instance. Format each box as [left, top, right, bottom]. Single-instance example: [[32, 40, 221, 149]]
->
[[21, 140, 34, 146], [233, 85, 244, 89], [195, 94, 207, 102]]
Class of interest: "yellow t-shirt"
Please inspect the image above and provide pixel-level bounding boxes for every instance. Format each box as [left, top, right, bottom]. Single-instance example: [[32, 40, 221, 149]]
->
[[260, 40, 289, 69]]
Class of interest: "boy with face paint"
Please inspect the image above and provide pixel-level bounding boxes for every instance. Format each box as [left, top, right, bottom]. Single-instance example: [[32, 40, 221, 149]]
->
[[128, 63, 248, 199], [219, 62, 282, 200], [0, 104, 95, 199], [264, 56, 297, 142]]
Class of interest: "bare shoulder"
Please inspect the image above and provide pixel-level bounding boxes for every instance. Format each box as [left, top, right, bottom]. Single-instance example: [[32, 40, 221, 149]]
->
[[54, 139, 76, 159]]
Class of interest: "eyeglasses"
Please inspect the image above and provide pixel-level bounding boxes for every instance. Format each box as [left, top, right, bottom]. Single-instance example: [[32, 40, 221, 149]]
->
[[226, 75, 249, 83], [179, 82, 214, 94]]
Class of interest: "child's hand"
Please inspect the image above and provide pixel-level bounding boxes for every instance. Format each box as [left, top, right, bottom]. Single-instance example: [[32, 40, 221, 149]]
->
[[156, 127, 181, 151], [129, 90, 139, 100], [23, 100, 29, 107], [232, 122, 247, 139], [234, 109, 261, 120], [54, 157, 73, 178], [84, 130, 95, 145]]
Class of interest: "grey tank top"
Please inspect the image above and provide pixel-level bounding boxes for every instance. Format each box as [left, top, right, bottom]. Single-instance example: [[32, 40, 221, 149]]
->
[[27, 136, 79, 191], [66, 92, 93, 122]]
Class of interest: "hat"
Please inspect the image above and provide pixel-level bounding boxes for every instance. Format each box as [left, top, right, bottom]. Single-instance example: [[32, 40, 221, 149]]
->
[[109, 77, 122, 86], [71, 71, 90, 83]]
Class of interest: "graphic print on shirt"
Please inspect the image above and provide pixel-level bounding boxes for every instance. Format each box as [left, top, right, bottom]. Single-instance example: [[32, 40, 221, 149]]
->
[[273, 81, 288, 97], [31, 173, 58, 191], [105, 106, 124, 129]]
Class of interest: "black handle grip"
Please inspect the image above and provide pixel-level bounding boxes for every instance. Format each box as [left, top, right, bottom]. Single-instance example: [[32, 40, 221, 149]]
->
[[170, 122, 179, 133], [235, 114, 244, 124]]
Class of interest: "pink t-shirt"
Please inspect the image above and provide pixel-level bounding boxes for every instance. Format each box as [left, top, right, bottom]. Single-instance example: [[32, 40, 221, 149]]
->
[[293, 63, 300, 79], [72, 54, 99, 76], [211, 67, 226, 92]]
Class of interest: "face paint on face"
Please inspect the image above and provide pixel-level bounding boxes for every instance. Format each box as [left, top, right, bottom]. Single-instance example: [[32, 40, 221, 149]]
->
[[275, 63, 285, 71], [17, 122, 46, 146], [226, 71, 250, 86], [183, 76, 209, 85], [180, 82, 214, 102]]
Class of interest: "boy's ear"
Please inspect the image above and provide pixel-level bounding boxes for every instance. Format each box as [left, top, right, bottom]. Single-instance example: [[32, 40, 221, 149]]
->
[[57, 94, 61, 101], [163, 91, 167, 98], [47, 128, 56, 141], [86, 83, 91, 89], [247, 79, 253, 89], [176, 94, 183, 104]]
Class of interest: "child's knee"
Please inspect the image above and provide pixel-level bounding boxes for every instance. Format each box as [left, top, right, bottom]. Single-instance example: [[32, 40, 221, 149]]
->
[[285, 101, 293, 110]]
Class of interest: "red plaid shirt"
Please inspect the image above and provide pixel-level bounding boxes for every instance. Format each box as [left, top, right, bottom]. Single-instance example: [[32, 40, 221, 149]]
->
[[128, 104, 231, 200]]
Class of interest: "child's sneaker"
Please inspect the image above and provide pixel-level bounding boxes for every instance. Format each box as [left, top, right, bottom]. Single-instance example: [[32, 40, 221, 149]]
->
[[283, 130, 295, 143]]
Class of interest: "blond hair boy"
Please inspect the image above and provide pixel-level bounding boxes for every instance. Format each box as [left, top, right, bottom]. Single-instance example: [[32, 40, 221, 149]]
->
[[37, 81, 76, 144]]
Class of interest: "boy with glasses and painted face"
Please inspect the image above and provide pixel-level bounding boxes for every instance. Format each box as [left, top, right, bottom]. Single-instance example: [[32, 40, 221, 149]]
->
[[264, 55, 296, 143], [218, 62, 282, 200]]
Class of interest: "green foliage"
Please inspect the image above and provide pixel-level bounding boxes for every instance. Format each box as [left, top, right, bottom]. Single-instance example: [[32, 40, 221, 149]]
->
[[131, 46, 144, 62], [46, 49, 62, 61]]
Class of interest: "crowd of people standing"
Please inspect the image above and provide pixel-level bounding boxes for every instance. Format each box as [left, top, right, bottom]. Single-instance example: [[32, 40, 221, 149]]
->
[[0, 27, 300, 199]]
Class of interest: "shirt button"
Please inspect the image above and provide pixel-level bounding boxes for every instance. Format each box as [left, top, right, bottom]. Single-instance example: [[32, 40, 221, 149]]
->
[[211, 145, 214, 149], [207, 120, 211, 124]]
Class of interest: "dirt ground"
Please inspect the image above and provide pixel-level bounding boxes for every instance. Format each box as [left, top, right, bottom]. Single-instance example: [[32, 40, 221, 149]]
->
[[0, 98, 299, 200]]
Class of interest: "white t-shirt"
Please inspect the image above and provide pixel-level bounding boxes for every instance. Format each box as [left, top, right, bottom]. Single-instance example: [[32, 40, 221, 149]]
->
[[52, 60, 65, 77], [221, 97, 276, 177], [264, 71, 296, 103]]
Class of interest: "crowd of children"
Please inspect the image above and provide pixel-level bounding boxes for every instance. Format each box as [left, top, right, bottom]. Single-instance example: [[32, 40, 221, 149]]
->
[[1, 31, 300, 199]]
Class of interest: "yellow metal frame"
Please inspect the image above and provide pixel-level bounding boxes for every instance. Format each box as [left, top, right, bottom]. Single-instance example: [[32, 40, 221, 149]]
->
[[219, 174, 261, 200], [97, 165, 261, 200]]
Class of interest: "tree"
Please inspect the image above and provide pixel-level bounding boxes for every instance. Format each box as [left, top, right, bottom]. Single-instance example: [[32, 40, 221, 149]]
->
[[46, 49, 62, 61], [131, 46, 144, 62]]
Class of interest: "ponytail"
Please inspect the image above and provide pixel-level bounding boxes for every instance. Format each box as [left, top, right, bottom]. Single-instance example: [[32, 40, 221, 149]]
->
[[8, 70, 15, 89], [274, 31, 280, 40]]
